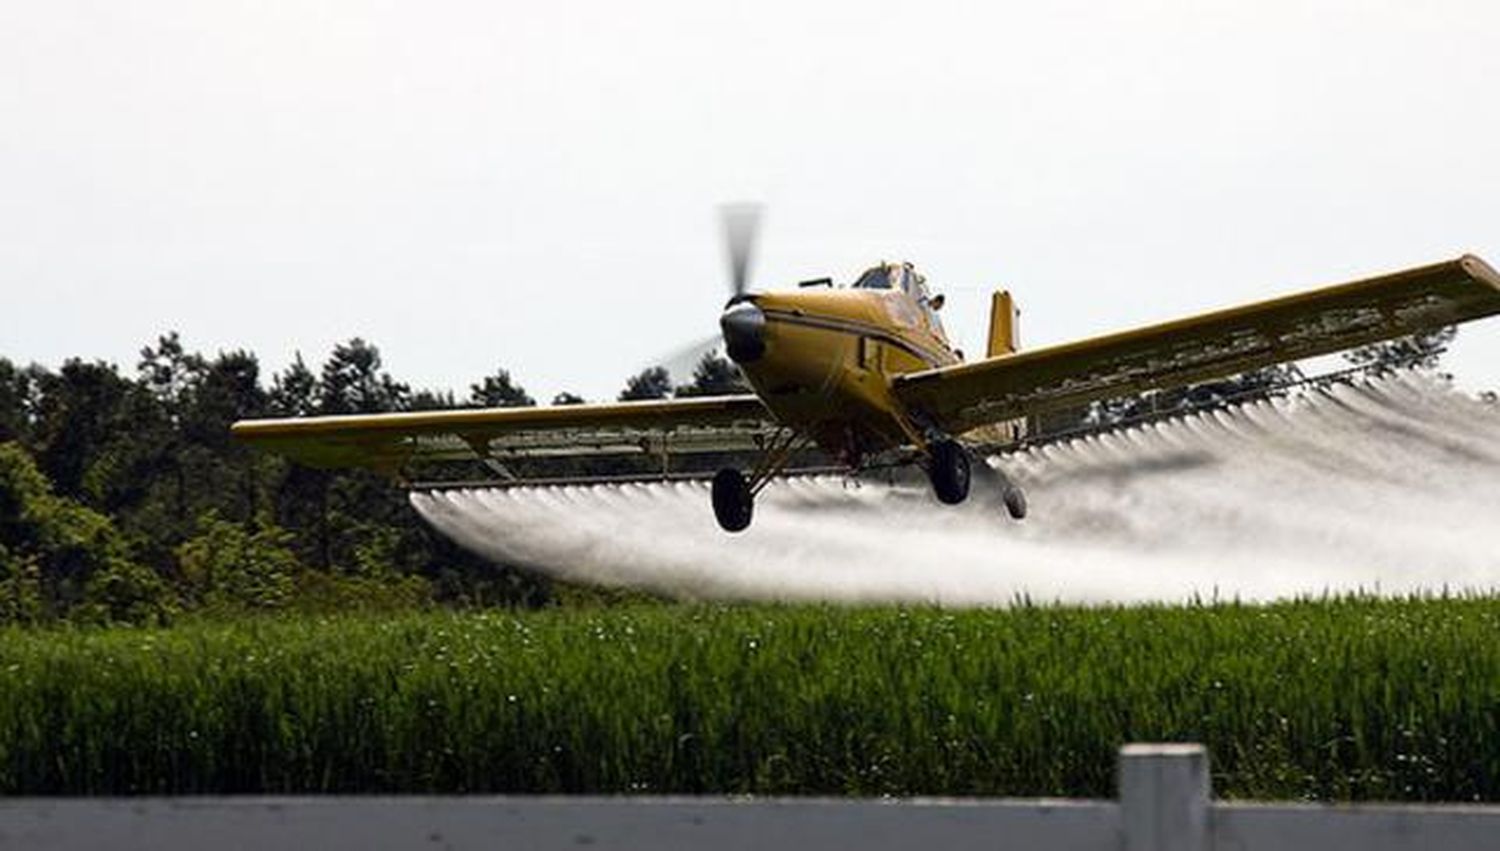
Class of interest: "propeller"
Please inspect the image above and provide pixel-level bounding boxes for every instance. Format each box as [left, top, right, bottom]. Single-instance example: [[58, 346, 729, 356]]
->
[[658, 332, 723, 386], [720, 202, 762, 298], [627, 203, 764, 390]]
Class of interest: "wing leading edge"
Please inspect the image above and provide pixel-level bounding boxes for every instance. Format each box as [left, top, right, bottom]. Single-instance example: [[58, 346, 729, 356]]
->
[[230, 395, 774, 474], [894, 255, 1500, 436]]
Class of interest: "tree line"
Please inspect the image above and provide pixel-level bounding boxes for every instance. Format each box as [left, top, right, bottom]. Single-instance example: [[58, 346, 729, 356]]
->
[[0, 334, 747, 625]]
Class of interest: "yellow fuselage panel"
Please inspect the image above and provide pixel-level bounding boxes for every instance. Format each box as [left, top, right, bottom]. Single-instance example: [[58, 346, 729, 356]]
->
[[738, 289, 958, 459]]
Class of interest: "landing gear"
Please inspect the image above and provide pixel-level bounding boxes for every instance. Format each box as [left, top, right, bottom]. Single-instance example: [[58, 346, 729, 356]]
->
[[927, 439, 971, 505], [710, 427, 810, 532], [1002, 484, 1028, 520], [712, 468, 754, 533]]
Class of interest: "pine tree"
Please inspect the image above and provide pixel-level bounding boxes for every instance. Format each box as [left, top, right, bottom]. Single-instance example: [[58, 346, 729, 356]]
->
[[674, 353, 749, 397], [469, 369, 534, 408], [269, 354, 318, 417], [318, 339, 409, 415], [619, 367, 672, 401]]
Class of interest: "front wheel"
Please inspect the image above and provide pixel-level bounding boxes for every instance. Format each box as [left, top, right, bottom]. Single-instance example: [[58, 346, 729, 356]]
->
[[928, 440, 971, 505], [711, 468, 754, 532]]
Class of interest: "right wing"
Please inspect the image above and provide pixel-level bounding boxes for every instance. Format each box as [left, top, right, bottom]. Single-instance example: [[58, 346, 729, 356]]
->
[[895, 254, 1500, 435], [231, 395, 775, 475]]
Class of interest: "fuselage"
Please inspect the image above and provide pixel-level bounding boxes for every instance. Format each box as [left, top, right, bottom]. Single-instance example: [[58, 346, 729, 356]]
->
[[721, 262, 959, 464]]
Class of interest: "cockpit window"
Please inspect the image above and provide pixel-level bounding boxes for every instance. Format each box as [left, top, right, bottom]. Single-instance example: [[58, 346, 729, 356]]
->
[[852, 266, 893, 290], [909, 275, 929, 301]]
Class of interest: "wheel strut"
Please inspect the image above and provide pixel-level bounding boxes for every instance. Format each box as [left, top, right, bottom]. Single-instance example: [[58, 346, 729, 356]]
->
[[711, 427, 808, 531]]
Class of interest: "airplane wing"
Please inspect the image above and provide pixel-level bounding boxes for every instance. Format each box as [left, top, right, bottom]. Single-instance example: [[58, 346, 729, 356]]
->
[[230, 395, 775, 475], [894, 254, 1500, 436]]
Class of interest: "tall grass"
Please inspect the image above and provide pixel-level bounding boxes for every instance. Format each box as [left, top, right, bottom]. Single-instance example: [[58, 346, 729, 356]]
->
[[2, 596, 1499, 800]]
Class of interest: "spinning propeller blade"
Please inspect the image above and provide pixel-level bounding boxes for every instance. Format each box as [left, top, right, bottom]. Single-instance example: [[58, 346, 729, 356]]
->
[[630, 204, 763, 389], [720, 203, 762, 298]]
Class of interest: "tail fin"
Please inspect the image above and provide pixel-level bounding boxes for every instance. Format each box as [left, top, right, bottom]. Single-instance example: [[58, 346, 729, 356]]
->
[[987, 290, 1020, 358]]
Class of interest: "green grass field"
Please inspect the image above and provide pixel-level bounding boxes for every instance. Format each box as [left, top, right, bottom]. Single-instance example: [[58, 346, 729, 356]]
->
[[3, 596, 1498, 800]]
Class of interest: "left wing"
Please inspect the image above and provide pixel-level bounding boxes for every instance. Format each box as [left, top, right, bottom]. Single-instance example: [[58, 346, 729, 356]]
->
[[895, 254, 1500, 436], [231, 395, 775, 475]]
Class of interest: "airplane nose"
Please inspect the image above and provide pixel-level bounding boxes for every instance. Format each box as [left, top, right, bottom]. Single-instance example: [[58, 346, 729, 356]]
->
[[720, 300, 766, 363]]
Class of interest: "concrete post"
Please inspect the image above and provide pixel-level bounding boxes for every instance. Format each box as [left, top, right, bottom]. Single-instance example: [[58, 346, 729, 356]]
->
[[1119, 743, 1210, 851]]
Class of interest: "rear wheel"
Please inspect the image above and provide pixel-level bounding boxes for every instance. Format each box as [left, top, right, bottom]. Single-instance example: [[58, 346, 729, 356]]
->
[[1003, 485, 1028, 520], [712, 468, 754, 532], [928, 440, 971, 505]]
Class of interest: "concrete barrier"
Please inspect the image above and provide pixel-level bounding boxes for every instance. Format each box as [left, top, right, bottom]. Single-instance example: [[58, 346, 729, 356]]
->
[[3, 744, 1498, 850]]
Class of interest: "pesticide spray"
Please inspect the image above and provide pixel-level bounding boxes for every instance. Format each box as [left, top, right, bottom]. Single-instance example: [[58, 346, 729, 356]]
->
[[411, 372, 1500, 605]]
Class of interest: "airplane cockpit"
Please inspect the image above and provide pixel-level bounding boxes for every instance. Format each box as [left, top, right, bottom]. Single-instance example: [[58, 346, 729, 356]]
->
[[852, 264, 947, 338], [852, 265, 898, 290]]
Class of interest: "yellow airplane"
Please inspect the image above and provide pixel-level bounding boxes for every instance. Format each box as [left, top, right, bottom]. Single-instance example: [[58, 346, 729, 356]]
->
[[232, 209, 1500, 532]]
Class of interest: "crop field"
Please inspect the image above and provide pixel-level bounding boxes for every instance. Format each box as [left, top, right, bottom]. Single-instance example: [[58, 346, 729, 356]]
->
[[2, 596, 1499, 800]]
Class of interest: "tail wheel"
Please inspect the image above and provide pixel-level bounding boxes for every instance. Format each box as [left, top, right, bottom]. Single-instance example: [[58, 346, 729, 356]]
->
[[712, 468, 754, 532], [928, 440, 971, 505], [1003, 485, 1028, 520]]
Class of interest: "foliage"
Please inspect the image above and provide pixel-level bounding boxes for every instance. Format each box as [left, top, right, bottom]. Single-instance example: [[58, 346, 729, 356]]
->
[[75, 557, 176, 626], [318, 338, 410, 415], [0, 442, 173, 624], [0, 547, 42, 625], [674, 353, 750, 397], [177, 512, 300, 612], [619, 366, 672, 401], [291, 569, 433, 614], [4, 596, 1500, 799], [470, 368, 534, 408], [269, 353, 318, 416], [0, 358, 38, 444], [0, 334, 555, 624]]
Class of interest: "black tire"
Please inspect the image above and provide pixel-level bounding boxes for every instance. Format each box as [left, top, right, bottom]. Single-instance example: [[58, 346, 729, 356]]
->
[[711, 468, 754, 532], [928, 440, 971, 505], [1003, 485, 1028, 520]]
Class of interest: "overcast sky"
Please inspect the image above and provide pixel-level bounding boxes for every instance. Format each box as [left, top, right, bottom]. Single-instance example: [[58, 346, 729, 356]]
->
[[4, 0, 1500, 401]]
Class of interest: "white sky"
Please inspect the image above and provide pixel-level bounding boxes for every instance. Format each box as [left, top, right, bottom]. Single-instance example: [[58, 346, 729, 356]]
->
[[4, 0, 1500, 401]]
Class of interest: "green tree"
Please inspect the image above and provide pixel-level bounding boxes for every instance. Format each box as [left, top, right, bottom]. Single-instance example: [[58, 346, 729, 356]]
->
[[674, 353, 750, 397], [27, 359, 137, 501], [470, 369, 534, 408], [138, 332, 206, 413], [0, 543, 42, 624], [269, 353, 318, 416], [318, 339, 409, 415], [0, 358, 37, 444], [1, 334, 562, 620], [177, 512, 300, 612], [182, 350, 267, 448], [409, 389, 458, 411], [0, 442, 172, 623], [619, 367, 672, 401]]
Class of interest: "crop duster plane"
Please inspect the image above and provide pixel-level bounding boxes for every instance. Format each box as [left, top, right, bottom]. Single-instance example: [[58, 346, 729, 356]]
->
[[232, 209, 1500, 532]]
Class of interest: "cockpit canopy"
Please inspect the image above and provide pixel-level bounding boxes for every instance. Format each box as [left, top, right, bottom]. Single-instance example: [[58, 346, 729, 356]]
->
[[852, 262, 930, 298], [851, 263, 946, 335], [852, 265, 899, 290]]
